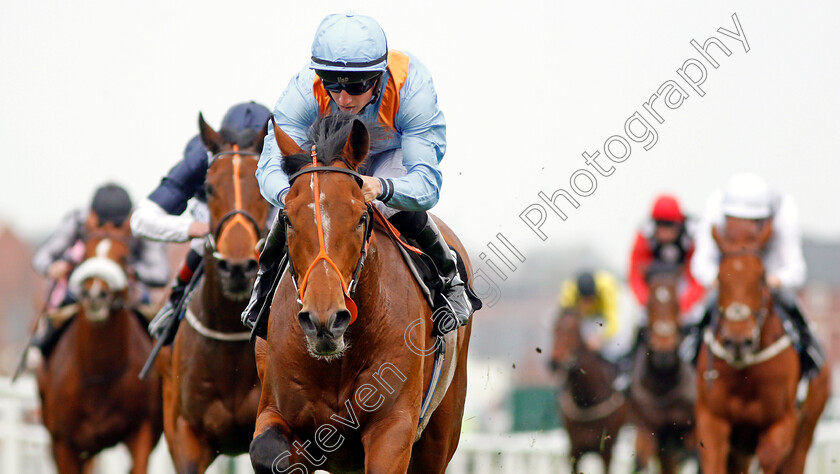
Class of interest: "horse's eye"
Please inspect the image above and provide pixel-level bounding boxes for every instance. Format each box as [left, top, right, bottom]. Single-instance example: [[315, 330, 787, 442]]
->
[[356, 215, 367, 230], [205, 184, 215, 197]]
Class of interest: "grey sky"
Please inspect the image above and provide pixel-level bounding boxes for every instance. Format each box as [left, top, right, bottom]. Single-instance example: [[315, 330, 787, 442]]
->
[[1, 0, 838, 277]]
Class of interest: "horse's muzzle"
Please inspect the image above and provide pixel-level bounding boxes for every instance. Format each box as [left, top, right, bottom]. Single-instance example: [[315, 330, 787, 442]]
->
[[722, 335, 757, 361], [217, 258, 258, 299], [298, 309, 352, 358]]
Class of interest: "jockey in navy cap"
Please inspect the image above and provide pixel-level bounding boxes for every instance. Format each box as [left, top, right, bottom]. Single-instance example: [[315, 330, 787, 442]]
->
[[131, 101, 273, 342]]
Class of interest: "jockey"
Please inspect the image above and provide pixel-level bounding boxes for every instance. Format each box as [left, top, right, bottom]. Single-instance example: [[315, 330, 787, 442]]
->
[[629, 194, 705, 318], [130, 102, 273, 341], [31, 183, 170, 354], [685, 172, 824, 378], [242, 13, 474, 338], [559, 271, 622, 358]]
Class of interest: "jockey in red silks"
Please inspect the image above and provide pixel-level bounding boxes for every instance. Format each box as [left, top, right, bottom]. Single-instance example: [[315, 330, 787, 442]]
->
[[628, 194, 705, 320]]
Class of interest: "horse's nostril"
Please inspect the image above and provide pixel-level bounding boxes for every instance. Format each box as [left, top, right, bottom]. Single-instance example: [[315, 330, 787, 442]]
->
[[297, 311, 318, 337], [245, 259, 258, 273], [218, 260, 230, 272], [329, 310, 352, 336]]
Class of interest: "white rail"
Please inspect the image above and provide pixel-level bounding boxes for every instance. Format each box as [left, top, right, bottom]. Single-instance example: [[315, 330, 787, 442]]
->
[[3, 376, 840, 473]]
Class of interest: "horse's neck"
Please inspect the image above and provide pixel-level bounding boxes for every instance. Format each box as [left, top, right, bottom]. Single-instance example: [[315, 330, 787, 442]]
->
[[198, 258, 246, 331], [759, 309, 787, 348], [642, 348, 682, 392], [75, 307, 131, 377], [568, 349, 614, 403]]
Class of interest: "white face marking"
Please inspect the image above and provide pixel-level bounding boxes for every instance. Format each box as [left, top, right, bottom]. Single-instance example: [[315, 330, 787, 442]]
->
[[724, 302, 751, 322], [320, 192, 330, 244], [655, 286, 671, 303], [653, 320, 677, 337], [95, 239, 112, 258]]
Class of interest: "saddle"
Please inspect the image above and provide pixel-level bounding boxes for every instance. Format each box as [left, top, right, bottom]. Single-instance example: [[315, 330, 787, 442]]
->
[[373, 211, 483, 314]]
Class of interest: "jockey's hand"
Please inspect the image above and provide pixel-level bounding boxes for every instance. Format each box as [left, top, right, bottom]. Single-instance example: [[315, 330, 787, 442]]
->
[[766, 274, 782, 290], [360, 176, 382, 203], [188, 221, 210, 238], [47, 260, 72, 280]]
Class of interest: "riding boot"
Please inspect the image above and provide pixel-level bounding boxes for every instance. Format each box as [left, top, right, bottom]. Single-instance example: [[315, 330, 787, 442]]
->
[[32, 318, 62, 358], [773, 289, 825, 379], [148, 249, 201, 340], [242, 214, 287, 339], [389, 211, 473, 336]]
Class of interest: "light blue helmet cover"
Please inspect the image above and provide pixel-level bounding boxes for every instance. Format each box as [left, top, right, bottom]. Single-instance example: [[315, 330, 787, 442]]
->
[[310, 13, 388, 73]]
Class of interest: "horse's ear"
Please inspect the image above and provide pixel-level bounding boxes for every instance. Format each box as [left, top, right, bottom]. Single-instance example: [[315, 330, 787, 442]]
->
[[273, 118, 303, 157], [757, 220, 773, 250], [342, 118, 369, 170], [198, 113, 224, 154], [711, 224, 724, 250], [85, 211, 99, 233], [254, 118, 270, 154]]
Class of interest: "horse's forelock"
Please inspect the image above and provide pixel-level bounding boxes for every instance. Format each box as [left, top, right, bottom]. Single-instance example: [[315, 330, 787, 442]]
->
[[281, 113, 387, 177], [220, 128, 259, 149]]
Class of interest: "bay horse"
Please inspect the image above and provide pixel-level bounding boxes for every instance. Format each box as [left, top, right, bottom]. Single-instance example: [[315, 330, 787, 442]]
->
[[37, 216, 162, 474], [550, 306, 627, 473], [249, 114, 474, 473], [156, 114, 269, 472], [695, 217, 830, 473], [629, 263, 696, 473]]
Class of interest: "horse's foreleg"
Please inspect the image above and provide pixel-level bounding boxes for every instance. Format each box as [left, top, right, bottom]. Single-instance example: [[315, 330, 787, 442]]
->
[[165, 415, 216, 474], [695, 403, 731, 473], [51, 441, 84, 474], [360, 415, 415, 474], [633, 425, 655, 473], [756, 410, 797, 473], [250, 410, 293, 474], [782, 368, 830, 474], [125, 419, 159, 474]]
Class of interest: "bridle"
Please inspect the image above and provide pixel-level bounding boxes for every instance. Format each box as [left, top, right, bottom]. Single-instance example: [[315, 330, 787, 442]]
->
[[704, 247, 788, 372], [716, 248, 770, 329], [204, 146, 264, 260], [284, 145, 375, 324]]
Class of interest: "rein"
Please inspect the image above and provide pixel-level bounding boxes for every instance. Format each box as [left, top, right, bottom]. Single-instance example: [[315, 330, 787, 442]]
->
[[205, 146, 263, 260], [284, 146, 375, 324]]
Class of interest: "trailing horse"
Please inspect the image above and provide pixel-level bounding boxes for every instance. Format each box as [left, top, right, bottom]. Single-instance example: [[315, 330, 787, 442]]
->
[[249, 113, 474, 473], [629, 263, 696, 473], [550, 306, 627, 474], [156, 114, 269, 472], [37, 219, 162, 474], [695, 218, 830, 473]]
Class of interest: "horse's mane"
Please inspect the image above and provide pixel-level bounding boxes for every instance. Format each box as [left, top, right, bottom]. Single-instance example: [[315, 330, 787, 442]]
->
[[281, 112, 387, 176]]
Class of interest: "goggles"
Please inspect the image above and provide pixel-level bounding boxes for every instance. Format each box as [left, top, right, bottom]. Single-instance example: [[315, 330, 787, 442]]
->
[[316, 71, 381, 95]]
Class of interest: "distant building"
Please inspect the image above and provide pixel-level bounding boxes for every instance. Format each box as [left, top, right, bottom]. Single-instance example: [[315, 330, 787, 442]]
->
[[0, 225, 44, 375], [801, 237, 840, 392]]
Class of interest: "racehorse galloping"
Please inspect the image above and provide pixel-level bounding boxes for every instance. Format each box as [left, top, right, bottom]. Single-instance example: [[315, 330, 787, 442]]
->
[[550, 307, 626, 474], [695, 218, 829, 473], [157, 114, 269, 472], [37, 218, 162, 474], [629, 264, 696, 474], [249, 114, 474, 473]]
